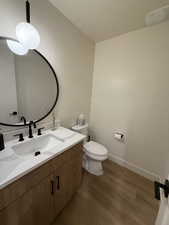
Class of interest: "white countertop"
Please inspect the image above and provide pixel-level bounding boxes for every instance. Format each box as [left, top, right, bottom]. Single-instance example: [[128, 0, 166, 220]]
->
[[0, 127, 85, 190]]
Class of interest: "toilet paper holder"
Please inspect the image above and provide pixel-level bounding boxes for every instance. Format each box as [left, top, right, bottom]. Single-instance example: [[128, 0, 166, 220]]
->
[[114, 132, 124, 141]]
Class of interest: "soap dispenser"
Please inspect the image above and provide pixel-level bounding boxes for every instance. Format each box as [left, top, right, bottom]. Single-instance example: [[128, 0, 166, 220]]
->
[[0, 133, 5, 151]]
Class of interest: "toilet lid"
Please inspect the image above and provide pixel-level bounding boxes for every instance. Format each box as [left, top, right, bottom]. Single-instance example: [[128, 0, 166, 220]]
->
[[84, 141, 108, 156]]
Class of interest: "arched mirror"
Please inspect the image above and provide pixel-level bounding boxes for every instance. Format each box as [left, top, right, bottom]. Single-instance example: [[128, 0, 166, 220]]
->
[[0, 37, 59, 127]]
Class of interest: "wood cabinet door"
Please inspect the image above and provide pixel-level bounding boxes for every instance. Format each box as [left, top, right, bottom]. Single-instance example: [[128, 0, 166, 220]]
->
[[52, 164, 69, 217], [73, 153, 83, 190], [0, 188, 33, 225], [52, 151, 83, 219], [31, 174, 54, 225], [67, 152, 83, 200], [0, 175, 54, 225]]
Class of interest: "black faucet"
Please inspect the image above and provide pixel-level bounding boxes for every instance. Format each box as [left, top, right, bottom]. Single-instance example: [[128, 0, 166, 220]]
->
[[20, 116, 27, 125], [0, 133, 5, 151], [28, 121, 36, 138]]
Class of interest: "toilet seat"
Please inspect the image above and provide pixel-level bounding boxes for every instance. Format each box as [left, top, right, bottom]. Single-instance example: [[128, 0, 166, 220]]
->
[[84, 141, 108, 160]]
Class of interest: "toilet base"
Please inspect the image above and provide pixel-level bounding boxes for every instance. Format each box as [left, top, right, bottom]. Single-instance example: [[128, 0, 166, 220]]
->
[[83, 155, 104, 176]]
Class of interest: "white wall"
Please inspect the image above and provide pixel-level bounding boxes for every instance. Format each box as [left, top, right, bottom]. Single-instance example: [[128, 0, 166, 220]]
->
[[0, 0, 94, 129], [90, 21, 169, 179]]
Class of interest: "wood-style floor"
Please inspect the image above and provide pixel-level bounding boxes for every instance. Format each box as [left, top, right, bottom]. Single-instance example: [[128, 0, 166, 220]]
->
[[53, 160, 159, 225]]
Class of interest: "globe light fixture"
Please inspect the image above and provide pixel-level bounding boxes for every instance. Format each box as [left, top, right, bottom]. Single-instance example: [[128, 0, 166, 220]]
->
[[6, 39, 29, 55], [16, 22, 40, 50], [16, 1, 40, 50]]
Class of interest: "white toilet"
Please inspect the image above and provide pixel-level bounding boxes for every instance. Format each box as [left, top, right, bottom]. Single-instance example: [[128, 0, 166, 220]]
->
[[72, 124, 108, 176]]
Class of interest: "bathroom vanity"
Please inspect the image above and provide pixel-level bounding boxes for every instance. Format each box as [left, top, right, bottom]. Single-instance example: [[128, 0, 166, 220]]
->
[[0, 35, 85, 224], [0, 129, 84, 225]]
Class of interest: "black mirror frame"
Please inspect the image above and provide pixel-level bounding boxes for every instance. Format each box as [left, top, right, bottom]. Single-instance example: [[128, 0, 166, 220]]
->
[[0, 36, 59, 127]]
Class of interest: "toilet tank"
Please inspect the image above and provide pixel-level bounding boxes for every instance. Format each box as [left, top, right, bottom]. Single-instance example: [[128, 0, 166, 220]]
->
[[72, 124, 88, 141]]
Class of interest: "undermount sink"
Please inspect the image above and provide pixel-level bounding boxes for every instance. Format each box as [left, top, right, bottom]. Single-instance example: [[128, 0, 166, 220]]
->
[[12, 134, 63, 157]]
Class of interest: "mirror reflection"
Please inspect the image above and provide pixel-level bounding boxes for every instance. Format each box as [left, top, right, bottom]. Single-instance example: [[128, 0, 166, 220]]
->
[[0, 38, 58, 126]]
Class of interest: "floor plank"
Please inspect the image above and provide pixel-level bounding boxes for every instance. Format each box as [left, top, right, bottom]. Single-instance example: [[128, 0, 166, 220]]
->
[[53, 160, 159, 225]]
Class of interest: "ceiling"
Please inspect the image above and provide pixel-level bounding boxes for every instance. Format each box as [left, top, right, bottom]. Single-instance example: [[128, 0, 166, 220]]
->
[[49, 0, 169, 42]]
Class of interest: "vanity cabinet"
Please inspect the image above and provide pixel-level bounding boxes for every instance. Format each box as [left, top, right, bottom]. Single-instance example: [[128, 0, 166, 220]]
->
[[0, 142, 83, 225]]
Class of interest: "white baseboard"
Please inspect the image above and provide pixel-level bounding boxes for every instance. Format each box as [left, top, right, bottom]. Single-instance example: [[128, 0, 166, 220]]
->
[[108, 154, 160, 181]]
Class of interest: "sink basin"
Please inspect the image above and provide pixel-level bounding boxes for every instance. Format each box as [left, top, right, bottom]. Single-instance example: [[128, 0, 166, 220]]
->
[[12, 134, 63, 157]]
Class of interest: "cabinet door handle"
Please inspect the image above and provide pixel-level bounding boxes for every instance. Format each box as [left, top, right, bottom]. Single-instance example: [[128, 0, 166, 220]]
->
[[51, 180, 55, 195], [56, 176, 60, 190]]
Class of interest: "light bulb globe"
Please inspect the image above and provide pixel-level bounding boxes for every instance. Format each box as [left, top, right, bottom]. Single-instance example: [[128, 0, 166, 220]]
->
[[16, 22, 40, 50], [6, 39, 29, 55]]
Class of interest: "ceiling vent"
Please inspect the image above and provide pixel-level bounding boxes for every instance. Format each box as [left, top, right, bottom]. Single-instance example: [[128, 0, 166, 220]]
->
[[145, 5, 169, 26]]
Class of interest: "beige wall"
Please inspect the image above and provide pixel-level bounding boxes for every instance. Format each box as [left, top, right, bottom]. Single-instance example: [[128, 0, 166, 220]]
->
[[0, 0, 94, 129], [90, 21, 169, 179]]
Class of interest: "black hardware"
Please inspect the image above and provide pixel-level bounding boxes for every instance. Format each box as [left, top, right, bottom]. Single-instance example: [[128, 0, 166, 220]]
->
[[33, 122, 37, 129], [51, 180, 55, 195], [56, 176, 60, 190], [26, 1, 30, 23], [0, 36, 59, 128], [28, 122, 33, 138], [154, 180, 169, 200], [14, 133, 24, 142], [34, 151, 41, 156], [37, 127, 45, 136], [28, 121, 36, 138], [88, 135, 91, 142], [20, 116, 27, 125], [9, 111, 18, 116], [0, 133, 5, 151]]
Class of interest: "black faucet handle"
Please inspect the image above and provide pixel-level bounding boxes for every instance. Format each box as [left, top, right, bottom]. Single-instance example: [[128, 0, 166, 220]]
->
[[0, 133, 5, 151], [14, 133, 24, 142], [30, 121, 36, 128], [37, 127, 45, 136]]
